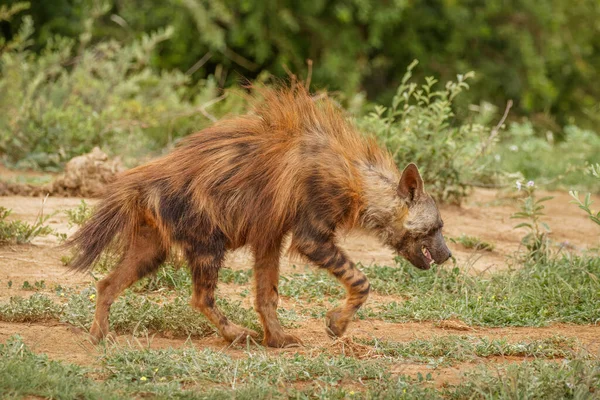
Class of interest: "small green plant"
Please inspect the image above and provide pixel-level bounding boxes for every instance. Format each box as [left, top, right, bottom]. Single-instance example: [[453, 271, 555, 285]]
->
[[450, 234, 495, 251], [65, 200, 93, 228], [20, 281, 44, 291], [0, 206, 53, 245], [570, 163, 600, 226], [511, 181, 553, 262], [0, 294, 62, 322]]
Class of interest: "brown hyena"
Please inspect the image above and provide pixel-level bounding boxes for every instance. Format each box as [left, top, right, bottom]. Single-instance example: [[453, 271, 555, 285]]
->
[[64, 86, 452, 347]]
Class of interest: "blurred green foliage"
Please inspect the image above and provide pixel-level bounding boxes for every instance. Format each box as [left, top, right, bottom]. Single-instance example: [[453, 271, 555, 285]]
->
[[2, 0, 599, 128], [0, 2, 247, 170], [492, 122, 600, 191]]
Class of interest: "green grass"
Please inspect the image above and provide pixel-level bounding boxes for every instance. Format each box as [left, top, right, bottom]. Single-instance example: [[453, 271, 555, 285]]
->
[[356, 254, 600, 327], [450, 234, 495, 252], [364, 335, 585, 367], [1, 336, 598, 399], [0, 336, 114, 400], [275, 255, 600, 327], [448, 359, 600, 400], [0, 284, 301, 338]]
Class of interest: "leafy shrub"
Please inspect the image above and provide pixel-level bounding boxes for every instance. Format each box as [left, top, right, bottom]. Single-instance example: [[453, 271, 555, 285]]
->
[[358, 61, 496, 203], [0, 5, 242, 170]]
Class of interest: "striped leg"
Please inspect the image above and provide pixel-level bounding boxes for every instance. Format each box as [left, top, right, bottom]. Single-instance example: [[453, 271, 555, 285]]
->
[[296, 238, 370, 337]]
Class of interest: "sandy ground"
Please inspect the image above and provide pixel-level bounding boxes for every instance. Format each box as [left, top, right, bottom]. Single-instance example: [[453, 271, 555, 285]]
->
[[0, 189, 599, 387]]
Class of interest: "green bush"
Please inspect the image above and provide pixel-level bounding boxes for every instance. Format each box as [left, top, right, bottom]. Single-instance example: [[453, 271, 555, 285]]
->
[[7, 0, 600, 127], [0, 5, 242, 170]]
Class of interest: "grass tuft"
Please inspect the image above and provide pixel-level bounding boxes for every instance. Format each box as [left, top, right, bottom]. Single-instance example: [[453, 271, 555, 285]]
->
[[451, 234, 495, 251]]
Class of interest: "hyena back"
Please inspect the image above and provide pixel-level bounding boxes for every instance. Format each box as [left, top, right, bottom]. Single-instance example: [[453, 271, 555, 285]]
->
[[65, 86, 451, 347]]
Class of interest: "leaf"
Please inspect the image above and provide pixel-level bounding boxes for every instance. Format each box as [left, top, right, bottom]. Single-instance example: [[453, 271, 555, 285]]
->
[[513, 222, 532, 229]]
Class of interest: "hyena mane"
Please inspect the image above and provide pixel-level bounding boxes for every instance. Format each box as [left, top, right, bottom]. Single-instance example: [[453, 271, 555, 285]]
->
[[64, 85, 449, 347]]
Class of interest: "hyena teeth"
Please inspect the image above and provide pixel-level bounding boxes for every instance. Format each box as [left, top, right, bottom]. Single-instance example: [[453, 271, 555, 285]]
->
[[421, 246, 434, 263]]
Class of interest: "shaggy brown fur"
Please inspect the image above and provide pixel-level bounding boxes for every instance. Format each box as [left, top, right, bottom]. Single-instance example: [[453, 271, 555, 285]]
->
[[65, 85, 451, 347]]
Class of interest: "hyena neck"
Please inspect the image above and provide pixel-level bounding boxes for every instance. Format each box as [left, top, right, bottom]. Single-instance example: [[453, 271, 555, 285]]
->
[[356, 162, 405, 231]]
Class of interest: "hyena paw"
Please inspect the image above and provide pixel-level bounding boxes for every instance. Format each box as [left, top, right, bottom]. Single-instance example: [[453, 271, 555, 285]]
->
[[222, 325, 259, 343], [325, 307, 351, 338], [89, 321, 111, 344], [264, 331, 303, 348]]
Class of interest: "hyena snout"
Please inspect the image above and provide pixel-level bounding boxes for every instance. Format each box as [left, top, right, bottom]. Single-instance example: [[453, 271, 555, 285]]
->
[[430, 242, 452, 264], [428, 230, 452, 265], [405, 231, 452, 270]]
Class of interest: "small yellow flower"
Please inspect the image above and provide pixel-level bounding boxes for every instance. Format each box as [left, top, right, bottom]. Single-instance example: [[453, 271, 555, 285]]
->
[[154, 368, 158, 372], [140, 376, 147, 382], [349, 391, 355, 396], [477, 295, 482, 301], [403, 388, 407, 393], [60, 293, 65, 297], [491, 295, 495, 300], [89, 294, 96, 300], [538, 345, 542, 349]]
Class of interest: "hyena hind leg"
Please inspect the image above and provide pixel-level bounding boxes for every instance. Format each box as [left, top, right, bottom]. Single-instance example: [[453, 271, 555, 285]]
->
[[253, 242, 302, 348], [186, 239, 259, 344], [90, 225, 167, 343], [296, 238, 370, 338]]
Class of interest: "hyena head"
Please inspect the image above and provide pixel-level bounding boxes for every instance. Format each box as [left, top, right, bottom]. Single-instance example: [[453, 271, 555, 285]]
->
[[363, 163, 452, 270]]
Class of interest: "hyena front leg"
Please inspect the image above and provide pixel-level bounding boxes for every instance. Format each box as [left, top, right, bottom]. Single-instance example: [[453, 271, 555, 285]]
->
[[296, 237, 370, 338], [253, 241, 302, 348]]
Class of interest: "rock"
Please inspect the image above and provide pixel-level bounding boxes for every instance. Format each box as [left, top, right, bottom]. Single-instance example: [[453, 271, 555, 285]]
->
[[0, 148, 124, 198], [48, 147, 124, 197]]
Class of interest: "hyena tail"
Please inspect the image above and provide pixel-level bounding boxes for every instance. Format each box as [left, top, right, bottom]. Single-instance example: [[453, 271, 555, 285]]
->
[[63, 186, 141, 273]]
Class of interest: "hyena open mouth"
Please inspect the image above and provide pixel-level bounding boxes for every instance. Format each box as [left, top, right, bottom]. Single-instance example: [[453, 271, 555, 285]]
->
[[421, 246, 435, 265]]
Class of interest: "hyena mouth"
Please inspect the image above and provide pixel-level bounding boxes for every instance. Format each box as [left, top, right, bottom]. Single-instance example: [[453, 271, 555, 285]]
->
[[421, 246, 434, 265]]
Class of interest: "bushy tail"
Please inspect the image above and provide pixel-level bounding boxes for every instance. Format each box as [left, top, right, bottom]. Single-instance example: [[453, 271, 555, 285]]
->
[[63, 188, 140, 273]]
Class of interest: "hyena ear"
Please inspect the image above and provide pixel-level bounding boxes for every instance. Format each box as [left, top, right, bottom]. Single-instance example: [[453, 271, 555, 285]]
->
[[397, 163, 425, 202]]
